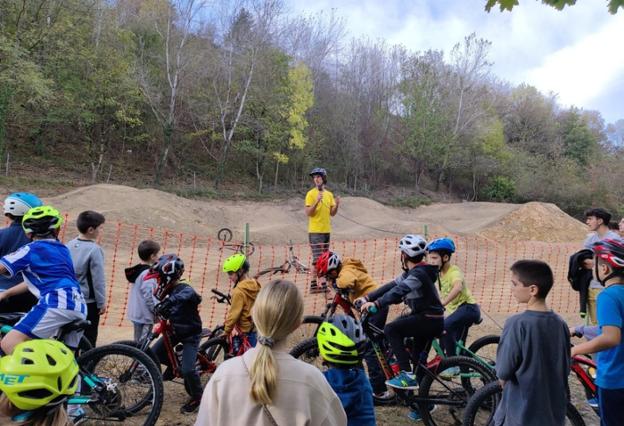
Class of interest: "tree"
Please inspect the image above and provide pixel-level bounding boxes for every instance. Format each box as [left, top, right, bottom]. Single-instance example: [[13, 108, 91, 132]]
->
[[485, 0, 624, 14]]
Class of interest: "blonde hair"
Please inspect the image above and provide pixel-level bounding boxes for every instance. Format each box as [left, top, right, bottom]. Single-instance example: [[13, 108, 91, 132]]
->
[[249, 279, 304, 405], [0, 394, 70, 426]]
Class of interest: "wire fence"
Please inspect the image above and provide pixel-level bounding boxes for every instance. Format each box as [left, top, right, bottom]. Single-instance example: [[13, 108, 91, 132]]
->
[[52, 219, 581, 329]]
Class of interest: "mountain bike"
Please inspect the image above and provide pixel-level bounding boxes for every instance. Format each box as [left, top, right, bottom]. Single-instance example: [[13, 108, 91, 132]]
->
[[254, 240, 310, 279], [0, 314, 164, 425]]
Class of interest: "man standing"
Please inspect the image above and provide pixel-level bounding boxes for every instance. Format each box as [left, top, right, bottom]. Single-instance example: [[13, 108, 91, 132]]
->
[[583, 208, 621, 325], [305, 167, 340, 292]]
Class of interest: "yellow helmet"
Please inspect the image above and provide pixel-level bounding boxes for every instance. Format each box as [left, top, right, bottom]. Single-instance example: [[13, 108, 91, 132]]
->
[[222, 253, 248, 273], [21, 205, 64, 237], [316, 315, 366, 365], [0, 339, 79, 410]]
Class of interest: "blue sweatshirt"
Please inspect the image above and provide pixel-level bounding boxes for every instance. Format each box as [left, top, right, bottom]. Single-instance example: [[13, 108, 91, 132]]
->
[[0, 222, 30, 291], [323, 367, 376, 426]]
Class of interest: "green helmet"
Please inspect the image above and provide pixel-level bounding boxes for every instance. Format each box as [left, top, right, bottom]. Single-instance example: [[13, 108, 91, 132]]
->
[[22, 205, 63, 236], [317, 315, 366, 365], [222, 253, 248, 273]]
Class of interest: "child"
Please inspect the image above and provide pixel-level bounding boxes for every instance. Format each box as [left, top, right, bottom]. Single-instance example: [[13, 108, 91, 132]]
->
[[0, 192, 42, 314], [358, 235, 444, 395], [125, 239, 161, 343], [316, 250, 393, 402], [0, 206, 87, 354], [151, 254, 203, 413], [572, 239, 624, 425], [0, 339, 78, 426], [67, 210, 107, 347], [426, 238, 481, 357], [494, 260, 570, 426], [317, 314, 375, 426], [222, 253, 261, 350]]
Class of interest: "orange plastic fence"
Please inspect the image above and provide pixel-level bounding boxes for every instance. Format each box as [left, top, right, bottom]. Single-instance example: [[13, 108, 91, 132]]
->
[[53, 219, 582, 329]]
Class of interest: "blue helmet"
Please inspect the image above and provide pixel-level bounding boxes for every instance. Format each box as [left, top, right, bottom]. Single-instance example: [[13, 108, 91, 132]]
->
[[427, 238, 456, 255], [4, 192, 43, 217]]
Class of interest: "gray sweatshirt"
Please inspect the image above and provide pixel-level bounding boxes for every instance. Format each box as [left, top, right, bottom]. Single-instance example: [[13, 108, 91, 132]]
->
[[126, 268, 158, 325], [67, 238, 107, 308]]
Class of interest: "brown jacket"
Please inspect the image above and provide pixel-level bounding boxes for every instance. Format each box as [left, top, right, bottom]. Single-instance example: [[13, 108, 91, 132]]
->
[[224, 278, 261, 334], [335, 258, 378, 303]]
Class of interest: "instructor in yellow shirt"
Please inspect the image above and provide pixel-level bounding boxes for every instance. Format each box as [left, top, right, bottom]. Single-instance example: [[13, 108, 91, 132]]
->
[[305, 167, 340, 292]]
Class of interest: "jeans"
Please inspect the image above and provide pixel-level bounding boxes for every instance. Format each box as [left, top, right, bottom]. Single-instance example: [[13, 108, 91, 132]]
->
[[152, 335, 203, 400], [362, 305, 389, 394], [385, 313, 444, 373], [133, 322, 153, 343], [598, 386, 624, 426], [441, 303, 481, 356]]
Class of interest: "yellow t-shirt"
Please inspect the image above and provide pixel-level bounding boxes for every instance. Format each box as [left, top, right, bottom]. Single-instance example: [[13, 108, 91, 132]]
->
[[438, 265, 476, 314], [305, 187, 335, 233]]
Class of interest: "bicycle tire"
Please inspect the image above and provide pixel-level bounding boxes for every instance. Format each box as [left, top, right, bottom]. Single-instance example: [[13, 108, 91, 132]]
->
[[467, 334, 499, 369], [565, 402, 586, 426], [77, 343, 164, 426], [243, 242, 255, 257], [199, 336, 229, 373], [114, 339, 162, 373], [77, 335, 93, 357], [290, 337, 326, 370], [462, 380, 501, 426], [217, 228, 233, 242], [418, 355, 496, 426]]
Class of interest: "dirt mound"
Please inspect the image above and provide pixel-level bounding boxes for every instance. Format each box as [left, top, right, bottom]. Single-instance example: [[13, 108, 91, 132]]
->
[[476, 201, 586, 242]]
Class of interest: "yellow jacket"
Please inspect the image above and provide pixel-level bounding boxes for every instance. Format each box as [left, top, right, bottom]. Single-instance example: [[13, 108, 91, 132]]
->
[[224, 278, 261, 334], [335, 258, 378, 303]]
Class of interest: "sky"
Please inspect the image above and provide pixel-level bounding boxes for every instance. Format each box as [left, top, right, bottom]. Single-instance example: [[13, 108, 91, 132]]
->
[[286, 0, 624, 124]]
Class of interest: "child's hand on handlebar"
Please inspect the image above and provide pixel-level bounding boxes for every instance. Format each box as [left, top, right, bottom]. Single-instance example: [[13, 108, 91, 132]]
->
[[359, 301, 377, 313]]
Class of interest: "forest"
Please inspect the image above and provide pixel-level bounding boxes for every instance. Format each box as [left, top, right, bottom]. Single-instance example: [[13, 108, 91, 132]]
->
[[1, 0, 623, 217]]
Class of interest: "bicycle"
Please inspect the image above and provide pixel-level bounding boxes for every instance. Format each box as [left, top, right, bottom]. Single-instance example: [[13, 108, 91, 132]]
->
[[0, 314, 164, 425], [254, 240, 310, 279], [217, 227, 233, 242], [462, 380, 586, 426], [218, 239, 255, 257]]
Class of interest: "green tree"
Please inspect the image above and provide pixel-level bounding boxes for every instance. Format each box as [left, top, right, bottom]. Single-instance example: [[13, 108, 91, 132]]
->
[[485, 0, 623, 14]]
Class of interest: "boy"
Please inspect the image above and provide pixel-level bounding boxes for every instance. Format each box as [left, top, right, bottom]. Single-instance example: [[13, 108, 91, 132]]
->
[[316, 250, 393, 402], [0, 206, 87, 354], [317, 314, 375, 426], [125, 239, 160, 342], [426, 238, 481, 357], [583, 208, 621, 325], [222, 253, 261, 349], [151, 254, 203, 413], [67, 210, 106, 347], [0, 192, 42, 313], [572, 239, 624, 425], [494, 260, 570, 426]]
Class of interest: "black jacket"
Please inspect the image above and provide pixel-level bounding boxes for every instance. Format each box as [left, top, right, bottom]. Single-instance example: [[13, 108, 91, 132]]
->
[[366, 264, 444, 315], [567, 249, 594, 315], [158, 280, 202, 340]]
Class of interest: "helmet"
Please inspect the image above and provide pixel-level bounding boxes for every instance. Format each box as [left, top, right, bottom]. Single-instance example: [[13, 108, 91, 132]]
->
[[399, 234, 427, 258], [592, 239, 624, 269], [316, 251, 341, 277], [222, 253, 248, 273], [0, 339, 78, 411], [4, 192, 43, 217], [153, 253, 184, 284], [426, 238, 456, 255], [309, 167, 327, 178], [317, 314, 365, 365], [21, 206, 63, 236]]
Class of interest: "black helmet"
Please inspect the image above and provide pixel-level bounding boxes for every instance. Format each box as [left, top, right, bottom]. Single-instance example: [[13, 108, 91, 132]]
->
[[309, 167, 327, 184], [153, 254, 185, 299]]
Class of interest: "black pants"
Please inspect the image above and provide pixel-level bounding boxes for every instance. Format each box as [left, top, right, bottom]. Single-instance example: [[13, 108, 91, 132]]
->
[[152, 335, 203, 400], [441, 303, 481, 356], [598, 386, 624, 426], [363, 304, 389, 394], [84, 302, 101, 347], [0, 291, 37, 314], [385, 313, 444, 373]]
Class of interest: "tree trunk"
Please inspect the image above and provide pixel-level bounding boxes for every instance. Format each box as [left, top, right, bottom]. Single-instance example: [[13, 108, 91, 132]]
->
[[274, 160, 280, 187], [155, 123, 173, 185]]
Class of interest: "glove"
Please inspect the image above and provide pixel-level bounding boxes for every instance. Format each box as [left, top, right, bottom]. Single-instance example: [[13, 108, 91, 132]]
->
[[154, 302, 171, 318]]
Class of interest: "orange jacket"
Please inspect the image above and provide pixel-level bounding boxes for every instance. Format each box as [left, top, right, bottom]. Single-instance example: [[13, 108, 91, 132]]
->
[[335, 258, 378, 303], [224, 278, 261, 334]]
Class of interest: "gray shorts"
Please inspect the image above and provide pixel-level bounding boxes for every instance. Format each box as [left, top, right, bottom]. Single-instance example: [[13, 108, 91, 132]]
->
[[309, 233, 330, 264]]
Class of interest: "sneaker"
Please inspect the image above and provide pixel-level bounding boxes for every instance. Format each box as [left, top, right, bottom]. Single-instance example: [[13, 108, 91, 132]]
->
[[407, 405, 436, 422], [373, 390, 396, 405], [68, 406, 86, 425], [180, 398, 201, 413], [385, 371, 419, 390], [439, 366, 461, 379], [587, 397, 599, 409]]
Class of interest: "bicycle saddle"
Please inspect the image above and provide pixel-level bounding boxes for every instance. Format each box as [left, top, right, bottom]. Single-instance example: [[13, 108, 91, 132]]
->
[[0, 312, 26, 325]]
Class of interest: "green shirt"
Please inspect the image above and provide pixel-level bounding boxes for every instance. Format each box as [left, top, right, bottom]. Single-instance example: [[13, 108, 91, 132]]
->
[[438, 265, 476, 314]]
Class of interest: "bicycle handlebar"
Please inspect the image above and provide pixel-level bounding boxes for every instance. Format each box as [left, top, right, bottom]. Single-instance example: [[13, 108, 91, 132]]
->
[[211, 288, 231, 305]]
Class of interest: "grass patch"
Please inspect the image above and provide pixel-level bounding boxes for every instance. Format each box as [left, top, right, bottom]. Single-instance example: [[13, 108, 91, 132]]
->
[[387, 194, 432, 208]]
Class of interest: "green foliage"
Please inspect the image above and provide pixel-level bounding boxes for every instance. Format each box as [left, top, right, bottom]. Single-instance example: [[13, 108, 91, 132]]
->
[[485, 0, 624, 14], [286, 63, 314, 150], [388, 194, 432, 208], [484, 176, 516, 201]]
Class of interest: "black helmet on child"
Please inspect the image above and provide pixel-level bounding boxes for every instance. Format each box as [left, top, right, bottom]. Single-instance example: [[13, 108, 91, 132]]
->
[[153, 254, 185, 299], [309, 167, 327, 184]]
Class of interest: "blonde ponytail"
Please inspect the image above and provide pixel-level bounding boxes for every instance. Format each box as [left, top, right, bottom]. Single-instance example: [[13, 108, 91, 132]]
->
[[249, 279, 304, 405]]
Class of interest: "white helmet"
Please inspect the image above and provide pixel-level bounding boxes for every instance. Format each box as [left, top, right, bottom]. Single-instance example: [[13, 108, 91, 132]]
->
[[4, 192, 43, 217], [399, 234, 427, 258]]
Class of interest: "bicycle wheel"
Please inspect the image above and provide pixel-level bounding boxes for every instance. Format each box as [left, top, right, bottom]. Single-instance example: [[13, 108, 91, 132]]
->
[[199, 336, 229, 374], [114, 339, 161, 373], [467, 334, 499, 369], [77, 343, 163, 426], [76, 335, 93, 357], [418, 356, 496, 426], [217, 227, 233, 242], [290, 337, 326, 370], [565, 402, 586, 426], [461, 380, 501, 426], [243, 242, 255, 257], [288, 315, 323, 348]]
